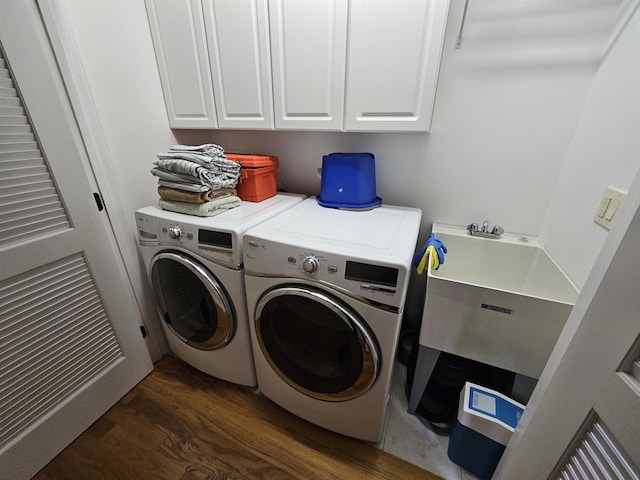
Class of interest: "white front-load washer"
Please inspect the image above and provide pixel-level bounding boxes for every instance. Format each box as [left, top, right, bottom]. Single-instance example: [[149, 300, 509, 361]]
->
[[243, 198, 422, 441], [135, 193, 305, 387]]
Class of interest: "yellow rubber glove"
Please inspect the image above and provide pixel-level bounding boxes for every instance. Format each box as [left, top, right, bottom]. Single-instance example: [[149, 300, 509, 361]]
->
[[416, 245, 440, 275], [427, 245, 440, 271]]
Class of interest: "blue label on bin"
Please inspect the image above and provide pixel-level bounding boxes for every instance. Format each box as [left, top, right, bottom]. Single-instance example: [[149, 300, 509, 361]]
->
[[468, 386, 524, 429]]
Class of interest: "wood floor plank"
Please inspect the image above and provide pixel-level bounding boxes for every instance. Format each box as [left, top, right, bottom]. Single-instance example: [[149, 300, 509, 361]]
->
[[34, 355, 442, 480]]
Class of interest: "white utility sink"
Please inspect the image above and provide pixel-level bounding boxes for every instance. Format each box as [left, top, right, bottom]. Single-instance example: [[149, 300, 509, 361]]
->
[[419, 223, 580, 379]]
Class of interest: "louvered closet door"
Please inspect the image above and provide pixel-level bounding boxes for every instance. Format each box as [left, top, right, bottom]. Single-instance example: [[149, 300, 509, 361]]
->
[[0, 2, 152, 479]]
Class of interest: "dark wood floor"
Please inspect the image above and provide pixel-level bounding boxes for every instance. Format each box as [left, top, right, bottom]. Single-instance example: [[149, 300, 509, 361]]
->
[[35, 355, 441, 480]]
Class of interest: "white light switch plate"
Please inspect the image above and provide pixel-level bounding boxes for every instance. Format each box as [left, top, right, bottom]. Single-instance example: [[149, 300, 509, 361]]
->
[[594, 186, 626, 230]]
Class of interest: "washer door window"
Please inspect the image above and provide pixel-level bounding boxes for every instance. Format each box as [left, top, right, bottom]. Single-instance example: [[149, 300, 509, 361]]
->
[[255, 285, 380, 402], [150, 251, 235, 350]]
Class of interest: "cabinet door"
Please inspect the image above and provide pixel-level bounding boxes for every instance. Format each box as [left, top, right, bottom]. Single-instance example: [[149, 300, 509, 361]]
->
[[269, 0, 348, 131], [145, 0, 218, 129], [203, 0, 274, 129], [344, 0, 449, 132]]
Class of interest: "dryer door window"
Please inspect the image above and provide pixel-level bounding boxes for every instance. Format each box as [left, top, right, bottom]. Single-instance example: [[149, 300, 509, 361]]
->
[[255, 285, 380, 402], [150, 251, 235, 350]]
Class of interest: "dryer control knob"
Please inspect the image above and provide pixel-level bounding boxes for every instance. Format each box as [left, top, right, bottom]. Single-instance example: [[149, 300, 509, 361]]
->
[[302, 256, 319, 273], [168, 225, 182, 240]]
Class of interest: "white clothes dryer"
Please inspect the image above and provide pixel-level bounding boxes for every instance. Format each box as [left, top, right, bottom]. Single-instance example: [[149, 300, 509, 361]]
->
[[135, 193, 305, 387], [243, 198, 421, 441]]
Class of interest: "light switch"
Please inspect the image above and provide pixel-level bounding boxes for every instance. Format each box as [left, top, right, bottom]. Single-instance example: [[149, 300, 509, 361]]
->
[[604, 198, 620, 221], [596, 197, 611, 218], [594, 187, 626, 230]]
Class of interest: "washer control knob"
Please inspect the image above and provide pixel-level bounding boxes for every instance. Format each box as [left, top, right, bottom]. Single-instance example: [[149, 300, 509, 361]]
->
[[302, 255, 319, 273], [168, 225, 182, 240]]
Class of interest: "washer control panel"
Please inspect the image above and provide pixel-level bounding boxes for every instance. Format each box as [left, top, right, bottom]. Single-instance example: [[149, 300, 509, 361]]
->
[[244, 236, 407, 309]]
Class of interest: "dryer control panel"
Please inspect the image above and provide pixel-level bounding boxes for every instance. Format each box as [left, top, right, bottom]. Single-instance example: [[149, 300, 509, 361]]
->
[[135, 211, 239, 268]]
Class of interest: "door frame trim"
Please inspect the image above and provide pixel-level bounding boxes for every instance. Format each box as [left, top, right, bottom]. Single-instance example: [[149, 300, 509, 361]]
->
[[36, 0, 165, 359]]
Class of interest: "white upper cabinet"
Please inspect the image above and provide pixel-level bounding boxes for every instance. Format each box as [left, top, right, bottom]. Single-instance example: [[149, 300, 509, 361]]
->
[[269, 0, 347, 131], [146, 0, 449, 132], [202, 0, 274, 129], [344, 0, 449, 132], [145, 0, 218, 129]]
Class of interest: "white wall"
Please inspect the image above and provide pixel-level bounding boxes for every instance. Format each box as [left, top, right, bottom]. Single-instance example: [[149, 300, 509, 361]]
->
[[62, 0, 620, 228], [60, 0, 631, 333], [63, 0, 175, 213], [177, 0, 614, 238], [539, 3, 640, 289]]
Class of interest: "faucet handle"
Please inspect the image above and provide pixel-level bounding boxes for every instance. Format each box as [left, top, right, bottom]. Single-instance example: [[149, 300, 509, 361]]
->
[[467, 223, 478, 234], [491, 226, 504, 236]]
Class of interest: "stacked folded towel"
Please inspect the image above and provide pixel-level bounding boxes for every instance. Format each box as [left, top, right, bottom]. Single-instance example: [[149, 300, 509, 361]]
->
[[151, 144, 242, 217], [157, 186, 238, 204], [158, 197, 240, 217]]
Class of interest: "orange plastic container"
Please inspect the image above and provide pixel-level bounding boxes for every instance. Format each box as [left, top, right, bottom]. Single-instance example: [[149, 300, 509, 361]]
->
[[227, 153, 279, 202]]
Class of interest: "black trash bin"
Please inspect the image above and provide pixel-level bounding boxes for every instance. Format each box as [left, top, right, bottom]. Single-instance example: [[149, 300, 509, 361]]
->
[[406, 340, 515, 432]]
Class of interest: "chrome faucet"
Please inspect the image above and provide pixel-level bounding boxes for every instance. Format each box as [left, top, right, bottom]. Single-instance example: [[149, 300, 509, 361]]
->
[[467, 221, 504, 238]]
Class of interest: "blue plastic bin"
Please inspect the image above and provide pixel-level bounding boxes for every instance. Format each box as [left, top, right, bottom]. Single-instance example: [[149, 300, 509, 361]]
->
[[317, 152, 381, 209], [448, 382, 525, 480]]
